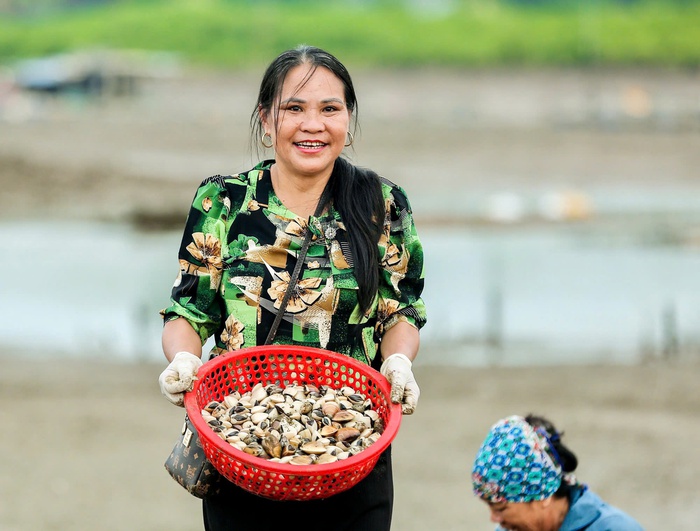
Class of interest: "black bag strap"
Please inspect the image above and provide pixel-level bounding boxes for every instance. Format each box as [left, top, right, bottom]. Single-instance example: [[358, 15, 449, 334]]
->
[[264, 185, 330, 345]]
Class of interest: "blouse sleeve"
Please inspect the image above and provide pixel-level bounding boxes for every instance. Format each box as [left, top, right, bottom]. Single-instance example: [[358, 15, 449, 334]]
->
[[160, 175, 233, 344], [376, 179, 427, 336]]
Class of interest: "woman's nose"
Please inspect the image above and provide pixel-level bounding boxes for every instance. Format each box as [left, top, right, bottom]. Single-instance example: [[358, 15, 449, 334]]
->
[[490, 510, 503, 523], [300, 111, 324, 132]]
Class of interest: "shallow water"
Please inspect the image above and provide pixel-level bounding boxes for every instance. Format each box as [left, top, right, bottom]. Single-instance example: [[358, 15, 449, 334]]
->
[[422, 224, 700, 365], [2, 217, 699, 366]]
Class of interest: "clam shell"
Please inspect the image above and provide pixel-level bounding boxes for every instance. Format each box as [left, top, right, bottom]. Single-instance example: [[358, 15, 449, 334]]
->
[[204, 401, 221, 412], [321, 402, 340, 418], [261, 435, 282, 459], [290, 455, 315, 465], [250, 412, 269, 425], [332, 410, 355, 423], [320, 424, 338, 437], [301, 441, 327, 455], [335, 427, 361, 443], [250, 383, 268, 403], [243, 443, 264, 457], [315, 453, 338, 465]]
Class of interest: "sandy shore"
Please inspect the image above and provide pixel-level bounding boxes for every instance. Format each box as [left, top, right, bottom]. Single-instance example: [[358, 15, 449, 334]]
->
[[1, 351, 698, 531]]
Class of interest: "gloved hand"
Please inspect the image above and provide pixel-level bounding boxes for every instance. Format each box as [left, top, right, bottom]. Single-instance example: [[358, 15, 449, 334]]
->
[[380, 353, 420, 415], [158, 351, 203, 407]]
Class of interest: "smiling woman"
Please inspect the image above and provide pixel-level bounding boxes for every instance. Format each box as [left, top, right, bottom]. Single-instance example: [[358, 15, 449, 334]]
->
[[157, 45, 427, 531]]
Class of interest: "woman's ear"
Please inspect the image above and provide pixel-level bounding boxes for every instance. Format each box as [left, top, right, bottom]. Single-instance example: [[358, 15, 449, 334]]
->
[[258, 105, 270, 130]]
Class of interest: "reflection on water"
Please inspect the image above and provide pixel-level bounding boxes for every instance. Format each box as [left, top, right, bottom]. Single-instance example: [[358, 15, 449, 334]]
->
[[2, 220, 699, 366]]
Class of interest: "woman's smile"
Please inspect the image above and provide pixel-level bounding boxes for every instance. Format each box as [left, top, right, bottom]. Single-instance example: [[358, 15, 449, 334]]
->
[[294, 139, 327, 152]]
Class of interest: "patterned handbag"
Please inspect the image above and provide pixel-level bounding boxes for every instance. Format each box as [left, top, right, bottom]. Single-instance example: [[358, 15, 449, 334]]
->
[[164, 415, 222, 498]]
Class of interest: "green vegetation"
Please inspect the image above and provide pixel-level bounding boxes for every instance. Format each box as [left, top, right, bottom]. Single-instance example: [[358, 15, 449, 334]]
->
[[1, 0, 699, 68]]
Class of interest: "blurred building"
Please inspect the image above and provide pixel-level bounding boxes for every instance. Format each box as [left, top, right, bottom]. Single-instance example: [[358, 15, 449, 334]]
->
[[12, 48, 180, 97]]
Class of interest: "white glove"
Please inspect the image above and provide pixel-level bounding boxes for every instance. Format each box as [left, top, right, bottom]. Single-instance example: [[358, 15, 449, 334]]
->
[[158, 351, 203, 407], [380, 353, 420, 415]]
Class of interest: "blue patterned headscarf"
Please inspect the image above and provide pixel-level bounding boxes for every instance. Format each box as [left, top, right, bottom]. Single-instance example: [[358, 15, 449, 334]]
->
[[472, 415, 562, 503]]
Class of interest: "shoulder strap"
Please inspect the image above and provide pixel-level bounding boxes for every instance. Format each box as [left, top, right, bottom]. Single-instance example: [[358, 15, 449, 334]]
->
[[264, 182, 331, 345]]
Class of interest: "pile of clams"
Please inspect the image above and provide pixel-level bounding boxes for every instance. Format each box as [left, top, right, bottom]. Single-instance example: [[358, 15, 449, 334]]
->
[[201, 382, 384, 465]]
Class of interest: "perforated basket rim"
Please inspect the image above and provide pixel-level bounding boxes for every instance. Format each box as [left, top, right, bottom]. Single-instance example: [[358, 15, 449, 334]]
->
[[184, 345, 402, 479]]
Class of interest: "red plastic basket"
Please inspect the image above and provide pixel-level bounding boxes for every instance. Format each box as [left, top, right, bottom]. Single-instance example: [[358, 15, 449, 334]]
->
[[184, 345, 402, 501]]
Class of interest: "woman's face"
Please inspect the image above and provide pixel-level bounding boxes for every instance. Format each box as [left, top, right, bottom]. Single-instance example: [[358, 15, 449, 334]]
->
[[485, 500, 552, 531], [262, 64, 351, 181]]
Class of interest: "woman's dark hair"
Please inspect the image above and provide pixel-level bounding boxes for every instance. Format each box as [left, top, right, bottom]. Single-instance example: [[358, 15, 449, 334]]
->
[[250, 45, 384, 314], [525, 414, 579, 498]]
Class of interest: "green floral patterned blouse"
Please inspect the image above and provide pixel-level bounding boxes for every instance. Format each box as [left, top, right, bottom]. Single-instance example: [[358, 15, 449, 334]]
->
[[161, 159, 426, 365]]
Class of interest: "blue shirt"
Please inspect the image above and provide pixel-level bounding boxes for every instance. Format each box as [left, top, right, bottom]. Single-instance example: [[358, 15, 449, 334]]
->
[[561, 486, 643, 531]]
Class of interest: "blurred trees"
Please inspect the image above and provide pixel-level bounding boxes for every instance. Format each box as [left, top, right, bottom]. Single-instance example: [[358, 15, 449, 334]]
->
[[0, 0, 113, 14], [1, 0, 698, 67]]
